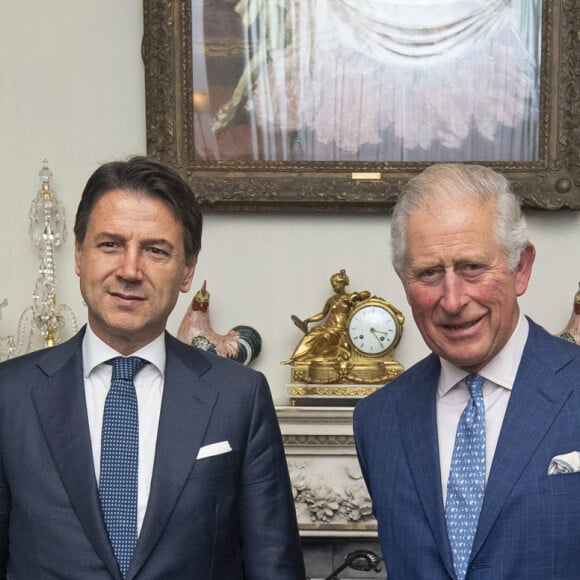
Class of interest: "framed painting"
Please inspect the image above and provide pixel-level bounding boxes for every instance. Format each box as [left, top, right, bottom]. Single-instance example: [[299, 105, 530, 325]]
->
[[143, 0, 580, 211]]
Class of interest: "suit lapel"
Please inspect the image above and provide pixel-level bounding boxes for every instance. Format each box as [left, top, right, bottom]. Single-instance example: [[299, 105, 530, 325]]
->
[[398, 355, 456, 577], [471, 324, 575, 557], [30, 332, 122, 580], [128, 334, 217, 579]]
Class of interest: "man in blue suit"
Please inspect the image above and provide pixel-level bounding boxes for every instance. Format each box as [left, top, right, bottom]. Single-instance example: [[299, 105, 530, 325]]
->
[[354, 163, 580, 579], [0, 157, 305, 579]]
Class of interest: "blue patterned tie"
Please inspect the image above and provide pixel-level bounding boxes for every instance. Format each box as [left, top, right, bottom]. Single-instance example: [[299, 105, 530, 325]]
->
[[99, 356, 147, 578], [445, 374, 486, 580]]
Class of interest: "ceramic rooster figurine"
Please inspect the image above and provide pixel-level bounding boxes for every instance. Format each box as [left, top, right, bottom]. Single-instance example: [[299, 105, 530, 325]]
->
[[177, 281, 262, 365], [558, 282, 580, 344]]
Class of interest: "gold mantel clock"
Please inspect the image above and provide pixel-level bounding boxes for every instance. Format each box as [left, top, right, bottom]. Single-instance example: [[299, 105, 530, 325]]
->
[[282, 270, 405, 397]]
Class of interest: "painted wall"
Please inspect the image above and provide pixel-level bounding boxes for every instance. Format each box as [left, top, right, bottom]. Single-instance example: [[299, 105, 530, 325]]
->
[[1, 1, 579, 404]]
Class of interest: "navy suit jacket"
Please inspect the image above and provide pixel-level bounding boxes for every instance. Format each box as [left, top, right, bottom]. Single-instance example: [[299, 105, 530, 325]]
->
[[0, 328, 305, 579], [354, 318, 580, 579]]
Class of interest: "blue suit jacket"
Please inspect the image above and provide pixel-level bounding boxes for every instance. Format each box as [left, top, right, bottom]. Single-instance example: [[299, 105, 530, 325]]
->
[[354, 318, 580, 579], [0, 328, 305, 579]]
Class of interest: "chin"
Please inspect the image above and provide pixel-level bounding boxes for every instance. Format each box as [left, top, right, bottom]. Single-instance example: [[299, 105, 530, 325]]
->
[[102, 318, 148, 338], [450, 353, 488, 372], [438, 347, 488, 371]]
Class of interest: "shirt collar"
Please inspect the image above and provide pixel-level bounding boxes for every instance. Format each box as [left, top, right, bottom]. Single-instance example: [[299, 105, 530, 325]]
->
[[438, 313, 529, 396], [82, 324, 166, 378]]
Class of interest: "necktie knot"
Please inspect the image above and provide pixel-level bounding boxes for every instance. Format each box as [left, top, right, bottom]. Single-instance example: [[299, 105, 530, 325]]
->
[[108, 356, 148, 382], [465, 374, 484, 401]]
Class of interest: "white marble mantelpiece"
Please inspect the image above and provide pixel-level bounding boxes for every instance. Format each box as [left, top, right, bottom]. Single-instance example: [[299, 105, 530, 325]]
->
[[276, 405, 377, 537]]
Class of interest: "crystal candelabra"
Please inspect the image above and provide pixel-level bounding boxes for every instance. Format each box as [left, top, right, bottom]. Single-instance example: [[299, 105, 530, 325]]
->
[[0, 160, 77, 362]]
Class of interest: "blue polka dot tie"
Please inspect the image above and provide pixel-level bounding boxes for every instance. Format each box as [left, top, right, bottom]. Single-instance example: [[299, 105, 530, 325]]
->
[[445, 374, 486, 580], [99, 356, 147, 578]]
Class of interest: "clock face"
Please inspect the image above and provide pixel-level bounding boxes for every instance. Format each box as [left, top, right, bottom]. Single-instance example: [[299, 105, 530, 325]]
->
[[348, 302, 400, 356]]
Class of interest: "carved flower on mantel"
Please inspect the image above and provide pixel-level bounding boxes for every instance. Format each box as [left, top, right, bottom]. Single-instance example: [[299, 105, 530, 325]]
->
[[303, 483, 341, 522], [290, 470, 310, 500], [289, 461, 374, 524], [340, 482, 374, 521]]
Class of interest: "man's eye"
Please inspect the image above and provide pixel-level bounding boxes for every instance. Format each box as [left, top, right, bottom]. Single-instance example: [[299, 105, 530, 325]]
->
[[463, 264, 484, 275], [148, 247, 169, 256], [99, 241, 120, 250], [419, 269, 441, 280], [412, 268, 444, 284]]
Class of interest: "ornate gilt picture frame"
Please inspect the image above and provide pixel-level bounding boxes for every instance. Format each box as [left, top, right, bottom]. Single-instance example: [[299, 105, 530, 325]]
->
[[143, 0, 580, 211]]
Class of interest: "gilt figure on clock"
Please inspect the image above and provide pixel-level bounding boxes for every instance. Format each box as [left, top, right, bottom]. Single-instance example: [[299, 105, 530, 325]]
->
[[282, 270, 405, 403]]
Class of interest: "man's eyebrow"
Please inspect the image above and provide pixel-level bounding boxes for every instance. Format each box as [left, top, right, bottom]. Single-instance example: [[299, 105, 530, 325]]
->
[[407, 262, 443, 271], [93, 231, 124, 241], [142, 238, 174, 248]]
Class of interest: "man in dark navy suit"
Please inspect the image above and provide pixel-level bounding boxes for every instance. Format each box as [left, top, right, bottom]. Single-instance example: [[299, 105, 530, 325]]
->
[[0, 156, 305, 579]]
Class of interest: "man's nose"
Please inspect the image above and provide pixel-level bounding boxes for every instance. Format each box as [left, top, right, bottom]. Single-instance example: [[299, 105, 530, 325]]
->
[[439, 273, 467, 313], [116, 249, 143, 280]]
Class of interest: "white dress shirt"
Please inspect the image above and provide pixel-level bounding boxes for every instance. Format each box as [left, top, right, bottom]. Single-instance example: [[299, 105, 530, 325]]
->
[[437, 314, 529, 505], [82, 325, 165, 534]]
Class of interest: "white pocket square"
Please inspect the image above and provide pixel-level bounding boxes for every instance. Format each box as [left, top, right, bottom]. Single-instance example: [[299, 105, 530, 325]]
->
[[547, 451, 580, 475], [196, 440, 232, 460]]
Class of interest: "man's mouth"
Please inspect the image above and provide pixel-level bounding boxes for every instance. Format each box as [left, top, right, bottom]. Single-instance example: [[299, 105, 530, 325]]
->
[[110, 291, 145, 302], [441, 316, 484, 332]]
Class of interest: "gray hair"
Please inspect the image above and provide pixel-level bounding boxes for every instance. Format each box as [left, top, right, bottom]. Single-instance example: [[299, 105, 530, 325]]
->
[[390, 163, 529, 279]]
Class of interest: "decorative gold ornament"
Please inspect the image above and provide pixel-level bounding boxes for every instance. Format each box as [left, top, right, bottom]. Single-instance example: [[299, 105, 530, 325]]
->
[[558, 281, 580, 344], [282, 270, 404, 386]]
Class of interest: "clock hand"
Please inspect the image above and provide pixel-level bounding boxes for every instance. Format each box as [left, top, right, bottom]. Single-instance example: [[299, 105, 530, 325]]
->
[[370, 327, 388, 343], [370, 327, 388, 335]]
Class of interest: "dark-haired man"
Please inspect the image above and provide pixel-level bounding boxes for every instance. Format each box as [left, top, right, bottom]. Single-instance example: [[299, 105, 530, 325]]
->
[[0, 156, 305, 579]]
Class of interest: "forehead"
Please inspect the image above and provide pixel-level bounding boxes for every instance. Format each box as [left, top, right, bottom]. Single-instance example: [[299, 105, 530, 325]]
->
[[405, 198, 499, 264], [92, 189, 172, 216], [88, 189, 182, 234]]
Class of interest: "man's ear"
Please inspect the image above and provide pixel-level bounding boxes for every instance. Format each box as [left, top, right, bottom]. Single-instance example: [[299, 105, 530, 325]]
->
[[74, 241, 82, 277], [515, 242, 535, 297], [180, 254, 198, 293]]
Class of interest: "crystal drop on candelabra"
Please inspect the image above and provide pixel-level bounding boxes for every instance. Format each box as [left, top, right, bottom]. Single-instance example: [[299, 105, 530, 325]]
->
[[39, 159, 52, 184], [29, 160, 67, 247]]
